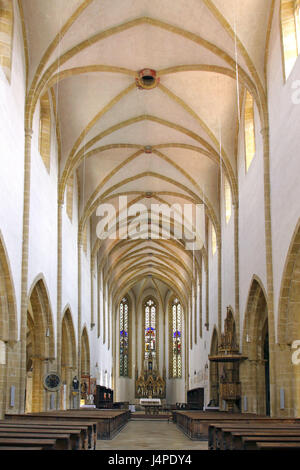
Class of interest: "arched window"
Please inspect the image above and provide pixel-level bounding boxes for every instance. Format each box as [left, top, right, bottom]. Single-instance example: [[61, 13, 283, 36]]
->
[[169, 298, 182, 378], [296, 1, 300, 44], [224, 176, 232, 224], [119, 297, 129, 377], [211, 224, 217, 256], [0, 0, 14, 83], [82, 222, 88, 254], [144, 298, 157, 361], [39, 92, 51, 172], [281, 0, 300, 80], [244, 90, 256, 172], [66, 173, 74, 221]]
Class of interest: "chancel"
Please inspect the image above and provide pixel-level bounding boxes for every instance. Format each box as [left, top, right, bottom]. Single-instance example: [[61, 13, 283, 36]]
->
[[1, 0, 300, 452]]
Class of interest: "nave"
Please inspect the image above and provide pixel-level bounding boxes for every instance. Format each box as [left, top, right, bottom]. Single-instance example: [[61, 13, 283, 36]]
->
[[96, 419, 208, 451], [2, 0, 300, 453]]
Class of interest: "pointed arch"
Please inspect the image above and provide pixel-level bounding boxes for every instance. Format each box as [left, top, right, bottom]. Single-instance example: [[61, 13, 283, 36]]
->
[[61, 307, 77, 409], [26, 276, 55, 412], [0, 231, 17, 342], [277, 218, 300, 416], [0, 231, 17, 418], [241, 276, 270, 416], [81, 326, 90, 377]]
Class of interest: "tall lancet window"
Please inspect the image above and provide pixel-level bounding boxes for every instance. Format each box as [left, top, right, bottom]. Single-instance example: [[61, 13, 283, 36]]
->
[[119, 297, 129, 377], [144, 298, 157, 361], [281, 0, 300, 80], [0, 0, 14, 82], [244, 90, 256, 172], [169, 298, 182, 378]]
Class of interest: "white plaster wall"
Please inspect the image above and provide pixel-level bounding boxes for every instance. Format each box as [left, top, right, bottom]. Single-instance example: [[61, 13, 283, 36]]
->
[[220, 179, 236, 316], [188, 264, 210, 406], [237, 98, 267, 337], [81, 221, 92, 335], [267, 2, 300, 339], [27, 99, 58, 340], [61, 177, 79, 344], [0, 1, 26, 339], [208, 221, 219, 333]]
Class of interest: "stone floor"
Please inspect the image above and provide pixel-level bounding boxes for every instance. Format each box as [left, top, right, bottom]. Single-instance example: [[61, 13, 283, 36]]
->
[[96, 420, 208, 450]]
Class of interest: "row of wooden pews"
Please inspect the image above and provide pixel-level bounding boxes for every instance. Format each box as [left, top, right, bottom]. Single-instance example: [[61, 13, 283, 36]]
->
[[172, 411, 268, 440], [0, 408, 130, 450], [172, 410, 300, 450], [209, 421, 300, 450]]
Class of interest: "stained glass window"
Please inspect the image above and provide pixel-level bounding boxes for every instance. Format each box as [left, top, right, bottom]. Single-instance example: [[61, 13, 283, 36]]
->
[[120, 297, 129, 376], [171, 298, 182, 378], [144, 298, 157, 360]]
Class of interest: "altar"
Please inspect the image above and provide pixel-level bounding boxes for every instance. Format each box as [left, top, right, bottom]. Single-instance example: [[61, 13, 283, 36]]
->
[[135, 353, 166, 400], [140, 398, 162, 416]]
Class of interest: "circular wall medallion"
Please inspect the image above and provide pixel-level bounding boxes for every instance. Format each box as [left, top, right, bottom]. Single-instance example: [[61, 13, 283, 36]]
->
[[43, 373, 61, 392], [136, 69, 160, 90]]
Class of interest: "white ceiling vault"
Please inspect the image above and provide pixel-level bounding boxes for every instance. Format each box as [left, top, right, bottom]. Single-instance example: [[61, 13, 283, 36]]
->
[[22, 0, 273, 307]]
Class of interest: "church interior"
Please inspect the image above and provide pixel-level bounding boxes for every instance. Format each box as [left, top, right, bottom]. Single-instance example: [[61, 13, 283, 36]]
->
[[1, 0, 300, 452]]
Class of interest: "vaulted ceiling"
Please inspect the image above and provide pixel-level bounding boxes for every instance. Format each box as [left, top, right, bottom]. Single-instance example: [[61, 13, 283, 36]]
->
[[21, 0, 274, 307]]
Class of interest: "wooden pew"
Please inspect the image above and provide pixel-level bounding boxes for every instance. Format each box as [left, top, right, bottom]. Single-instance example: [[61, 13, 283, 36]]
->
[[26, 409, 130, 439], [256, 442, 300, 450], [209, 422, 300, 450], [0, 446, 44, 451], [0, 425, 84, 450], [6, 409, 129, 441], [0, 431, 72, 450], [225, 429, 300, 450], [5, 415, 96, 449], [0, 437, 59, 450], [173, 411, 279, 440], [67, 409, 129, 439], [240, 436, 300, 450]]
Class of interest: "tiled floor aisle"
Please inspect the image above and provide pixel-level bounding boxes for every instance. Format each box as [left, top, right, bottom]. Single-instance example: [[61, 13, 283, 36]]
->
[[96, 420, 208, 450]]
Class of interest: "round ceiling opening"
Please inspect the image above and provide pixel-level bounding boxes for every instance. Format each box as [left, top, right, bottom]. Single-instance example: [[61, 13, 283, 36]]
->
[[136, 68, 160, 90], [142, 75, 155, 86]]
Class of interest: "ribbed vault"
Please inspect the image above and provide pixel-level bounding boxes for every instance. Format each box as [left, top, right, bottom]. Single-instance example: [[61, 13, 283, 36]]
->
[[21, 0, 273, 305]]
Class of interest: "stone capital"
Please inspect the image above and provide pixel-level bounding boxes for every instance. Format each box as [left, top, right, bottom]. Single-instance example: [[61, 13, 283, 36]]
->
[[25, 128, 33, 138], [260, 127, 269, 138]]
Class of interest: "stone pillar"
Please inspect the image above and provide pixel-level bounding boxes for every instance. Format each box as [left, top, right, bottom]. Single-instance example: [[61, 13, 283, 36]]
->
[[0, 341, 7, 418], [77, 241, 82, 407], [217, 238, 222, 337], [19, 128, 33, 413], [233, 202, 240, 348], [31, 356, 48, 412], [56, 201, 63, 409], [5, 340, 21, 416], [260, 126, 277, 416]]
